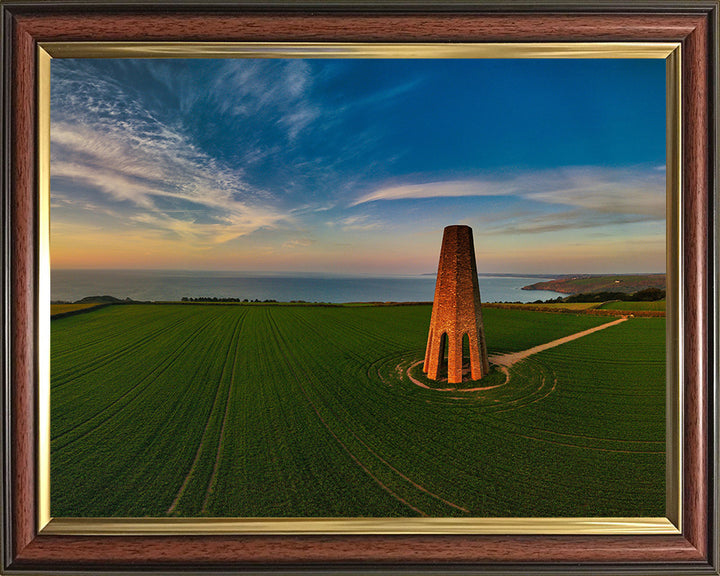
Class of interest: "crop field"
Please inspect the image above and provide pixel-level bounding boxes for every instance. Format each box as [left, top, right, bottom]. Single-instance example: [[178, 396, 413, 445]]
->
[[51, 304, 665, 517], [598, 300, 666, 311], [50, 303, 105, 316], [486, 302, 602, 311]]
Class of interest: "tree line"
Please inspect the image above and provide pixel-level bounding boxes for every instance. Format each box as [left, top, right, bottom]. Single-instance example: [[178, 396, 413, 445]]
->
[[541, 287, 666, 304], [181, 297, 278, 303]]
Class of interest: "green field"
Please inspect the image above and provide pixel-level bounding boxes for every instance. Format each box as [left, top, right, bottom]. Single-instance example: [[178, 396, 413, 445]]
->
[[598, 300, 667, 311], [486, 302, 602, 311], [524, 274, 665, 294], [51, 304, 665, 517], [50, 302, 105, 316]]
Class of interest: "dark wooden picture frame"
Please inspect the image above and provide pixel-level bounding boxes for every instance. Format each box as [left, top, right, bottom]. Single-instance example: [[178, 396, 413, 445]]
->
[[1, 1, 717, 573]]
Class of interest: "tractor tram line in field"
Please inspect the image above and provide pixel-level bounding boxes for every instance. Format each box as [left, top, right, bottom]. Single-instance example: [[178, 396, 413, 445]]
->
[[259, 308, 331, 514], [307, 323, 499, 514], [367, 351, 411, 387], [483, 360, 558, 414], [485, 392, 666, 452], [199, 314, 245, 514], [312, 346, 548, 510], [292, 309, 396, 368], [52, 312, 224, 450], [264, 313, 431, 517], [361, 314, 665, 513], [396, 356, 565, 500], [483, 415, 665, 455], [50, 304, 666, 518], [50, 305, 200, 360], [266, 311, 472, 516], [487, 414, 666, 453], [168, 310, 248, 515], [239, 308, 303, 515], [51, 312, 193, 388], [50, 307, 218, 414]]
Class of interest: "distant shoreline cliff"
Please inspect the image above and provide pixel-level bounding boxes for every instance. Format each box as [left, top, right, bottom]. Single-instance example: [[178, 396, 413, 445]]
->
[[522, 274, 666, 295]]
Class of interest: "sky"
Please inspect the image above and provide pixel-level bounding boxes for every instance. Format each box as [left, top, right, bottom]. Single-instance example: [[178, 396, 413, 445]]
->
[[50, 57, 666, 275]]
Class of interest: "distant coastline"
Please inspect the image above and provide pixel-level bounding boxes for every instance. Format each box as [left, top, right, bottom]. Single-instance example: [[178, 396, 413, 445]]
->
[[522, 273, 666, 295], [51, 269, 667, 305], [50, 269, 565, 305], [420, 272, 572, 279]]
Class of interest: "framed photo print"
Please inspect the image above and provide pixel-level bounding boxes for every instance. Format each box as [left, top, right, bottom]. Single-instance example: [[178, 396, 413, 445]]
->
[[1, 1, 717, 574]]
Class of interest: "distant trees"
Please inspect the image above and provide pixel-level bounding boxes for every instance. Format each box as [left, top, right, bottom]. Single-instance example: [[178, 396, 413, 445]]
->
[[630, 287, 666, 301], [181, 296, 277, 303], [563, 288, 665, 303]]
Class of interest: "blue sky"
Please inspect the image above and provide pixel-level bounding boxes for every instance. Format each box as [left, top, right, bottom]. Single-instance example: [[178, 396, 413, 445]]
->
[[50, 57, 666, 274]]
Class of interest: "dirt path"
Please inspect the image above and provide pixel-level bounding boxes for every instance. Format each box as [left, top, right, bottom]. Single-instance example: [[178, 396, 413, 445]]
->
[[405, 316, 628, 394], [489, 316, 628, 368]]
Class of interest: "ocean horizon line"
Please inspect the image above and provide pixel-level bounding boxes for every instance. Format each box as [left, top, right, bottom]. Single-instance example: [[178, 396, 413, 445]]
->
[[51, 268, 665, 278], [50, 270, 570, 305]]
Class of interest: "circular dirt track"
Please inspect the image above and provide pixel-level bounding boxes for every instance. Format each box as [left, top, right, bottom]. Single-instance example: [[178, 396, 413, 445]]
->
[[370, 352, 558, 412]]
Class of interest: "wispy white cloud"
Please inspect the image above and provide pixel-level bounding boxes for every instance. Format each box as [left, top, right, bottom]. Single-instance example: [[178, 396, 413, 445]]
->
[[279, 108, 320, 142], [352, 167, 665, 220], [51, 114, 286, 246], [339, 215, 382, 232], [335, 77, 425, 115], [473, 209, 659, 236], [282, 238, 313, 249], [351, 180, 507, 206], [49, 59, 665, 274], [210, 59, 319, 142]]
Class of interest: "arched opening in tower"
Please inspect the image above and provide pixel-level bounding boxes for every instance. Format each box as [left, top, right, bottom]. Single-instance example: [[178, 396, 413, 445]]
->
[[436, 332, 448, 379], [462, 333, 471, 377]]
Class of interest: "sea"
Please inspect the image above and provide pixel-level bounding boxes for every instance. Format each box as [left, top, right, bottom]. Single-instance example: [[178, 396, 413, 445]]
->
[[51, 270, 565, 304]]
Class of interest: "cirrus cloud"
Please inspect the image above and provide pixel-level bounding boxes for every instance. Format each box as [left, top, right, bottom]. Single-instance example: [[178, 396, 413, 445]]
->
[[352, 166, 665, 221]]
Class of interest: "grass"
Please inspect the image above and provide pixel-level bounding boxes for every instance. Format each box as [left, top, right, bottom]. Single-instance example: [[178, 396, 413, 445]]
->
[[486, 302, 603, 311], [51, 304, 664, 518], [51, 303, 105, 316], [598, 300, 666, 311], [526, 274, 665, 294]]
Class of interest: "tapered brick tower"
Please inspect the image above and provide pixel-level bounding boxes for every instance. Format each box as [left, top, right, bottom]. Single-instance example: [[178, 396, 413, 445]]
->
[[423, 225, 489, 384]]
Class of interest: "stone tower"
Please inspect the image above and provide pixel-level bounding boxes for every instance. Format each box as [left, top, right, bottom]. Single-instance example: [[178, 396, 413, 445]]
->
[[423, 225, 490, 384]]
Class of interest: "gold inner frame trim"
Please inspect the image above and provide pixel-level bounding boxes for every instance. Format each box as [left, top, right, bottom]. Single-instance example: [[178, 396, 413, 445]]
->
[[37, 46, 52, 533], [41, 41, 679, 59], [664, 45, 683, 532], [37, 41, 682, 536], [44, 516, 678, 536]]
